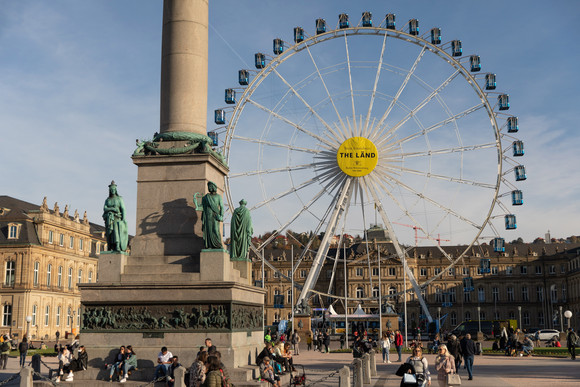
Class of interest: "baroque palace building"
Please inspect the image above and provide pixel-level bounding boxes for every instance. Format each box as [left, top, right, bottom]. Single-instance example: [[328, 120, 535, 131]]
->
[[251, 233, 580, 332], [0, 196, 106, 341]]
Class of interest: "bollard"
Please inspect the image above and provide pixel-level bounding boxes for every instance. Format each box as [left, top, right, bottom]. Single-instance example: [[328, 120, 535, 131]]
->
[[20, 367, 33, 387], [362, 353, 371, 384], [31, 354, 41, 381], [353, 359, 364, 387], [370, 350, 377, 377], [173, 365, 187, 387], [339, 365, 351, 387]]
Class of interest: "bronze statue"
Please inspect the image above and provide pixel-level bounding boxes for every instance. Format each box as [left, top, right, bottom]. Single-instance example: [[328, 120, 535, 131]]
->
[[200, 181, 224, 249], [230, 199, 253, 260], [102, 181, 129, 252]]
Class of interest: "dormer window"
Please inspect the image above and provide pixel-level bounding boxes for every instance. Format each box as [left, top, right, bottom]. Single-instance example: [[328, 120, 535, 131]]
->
[[7, 223, 21, 239]]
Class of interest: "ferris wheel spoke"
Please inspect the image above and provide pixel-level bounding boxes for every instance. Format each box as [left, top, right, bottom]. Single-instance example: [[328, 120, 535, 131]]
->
[[246, 98, 337, 150], [378, 102, 485, 149], [375, 46, 427, 132], [344, 33, 357, 127], [372, 69, 460, 143], [231, 134, 321, 154], [296, 178, 354, 307], [250, 176, 320, 211], [389, 164, 496, 189], [304, 43, 347, 131], [363, 33, 388, 138], [271, 67, 345, 146], [388, 142, 497, 159], [377, 172, 483, 229], [229, 163, 318, 178]]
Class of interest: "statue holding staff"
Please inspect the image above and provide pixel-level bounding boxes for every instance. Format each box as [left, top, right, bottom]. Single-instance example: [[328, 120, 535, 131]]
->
[[230, 199, 253, 260]]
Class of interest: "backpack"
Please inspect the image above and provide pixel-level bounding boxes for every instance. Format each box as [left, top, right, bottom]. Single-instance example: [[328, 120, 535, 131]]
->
[[0, 342, 10, 352]]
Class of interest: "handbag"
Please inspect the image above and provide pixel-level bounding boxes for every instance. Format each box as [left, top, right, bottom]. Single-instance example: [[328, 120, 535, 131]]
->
[[402, 373, 417, 385], [446, 372, 461, 386]]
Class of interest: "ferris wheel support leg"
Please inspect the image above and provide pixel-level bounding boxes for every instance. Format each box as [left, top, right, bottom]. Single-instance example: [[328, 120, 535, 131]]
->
[[367, 183, 434, 323], [296, 178, 353, 309]]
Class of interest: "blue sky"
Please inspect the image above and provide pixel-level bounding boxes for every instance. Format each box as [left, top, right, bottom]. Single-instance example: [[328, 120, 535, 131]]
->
[[2, 0, 579, 245]]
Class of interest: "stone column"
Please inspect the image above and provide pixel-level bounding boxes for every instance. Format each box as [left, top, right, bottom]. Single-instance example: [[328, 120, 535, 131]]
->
[[174, 366, 186, 387], [370, 350, 377, 376], [339, 366, 351, 387], [362, 353, 371, 384], [20, 367, 33, 387], [353, 359, 363, 387], [160, 0, 208, 134]]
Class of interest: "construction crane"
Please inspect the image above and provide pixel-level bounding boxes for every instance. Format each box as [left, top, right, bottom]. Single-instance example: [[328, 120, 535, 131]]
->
[[393, 222, 423, 246]]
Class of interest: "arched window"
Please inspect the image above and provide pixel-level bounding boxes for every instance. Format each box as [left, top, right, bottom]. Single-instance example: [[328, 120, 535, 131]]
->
[[78, 269, 83, 285], [479, 310, 486, 320], [47, 264, 52, 286], [44, 305, 50, 326], [88, 270, 93, 284], [56, 306, 61, 327], [67, 306, 72, 326], [435, 287, 443, 302], [465, 311, 471, 321], [388, 286, 397, 296], [68, 267, 73, 289], [356, 287, 364, 298], [57, 266, 63, 287], [372, 287, 380, 298], [32, 304, 37, 326], [33, 262, 39, 286]]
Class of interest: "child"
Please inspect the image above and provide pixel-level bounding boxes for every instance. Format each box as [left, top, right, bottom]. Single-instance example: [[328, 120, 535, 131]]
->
[[259, 357, 281, 387], [306, 334, 312, 351]]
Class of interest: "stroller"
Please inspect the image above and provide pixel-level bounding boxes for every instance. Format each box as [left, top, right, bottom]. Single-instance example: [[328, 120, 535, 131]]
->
[[290, 365, 306, 386]]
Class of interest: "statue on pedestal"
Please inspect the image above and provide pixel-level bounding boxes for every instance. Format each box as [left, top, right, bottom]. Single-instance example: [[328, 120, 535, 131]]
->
[[200, 181, 224, 249], [229, 199, 252, 260], [102, 181, 128, 252]]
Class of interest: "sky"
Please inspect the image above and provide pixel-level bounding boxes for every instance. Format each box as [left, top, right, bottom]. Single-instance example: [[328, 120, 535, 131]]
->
[[2, 0, 579, 246]]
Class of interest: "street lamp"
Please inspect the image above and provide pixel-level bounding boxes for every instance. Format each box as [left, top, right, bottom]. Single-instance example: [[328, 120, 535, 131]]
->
[[559, 306, 564, 332], [477, 306, 481, 333], [564, 310, 572, 329], [437, 307, 441, 333], [25, 315, 32, 339], [517, 306, 522, 330]]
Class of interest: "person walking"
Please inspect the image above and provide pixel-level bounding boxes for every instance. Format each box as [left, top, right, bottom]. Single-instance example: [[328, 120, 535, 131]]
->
[[446, 335, 462, 371], [0, 336, 11, 369], [380, 332, 392, 363], [460, 333, 476, 380], [306, 334, 312, 351], [566, 327, 578, 360], [18, 337, 29, 368], [435, 344, 456, 387], [394, 330, 404, 362], [323, 330, 331, 353], [291, 330, 300, 355], [404, 346, 431, 387]]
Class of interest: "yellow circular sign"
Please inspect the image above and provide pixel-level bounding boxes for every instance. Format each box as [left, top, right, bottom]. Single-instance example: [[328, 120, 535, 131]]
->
[[336, 137, 378, 177]]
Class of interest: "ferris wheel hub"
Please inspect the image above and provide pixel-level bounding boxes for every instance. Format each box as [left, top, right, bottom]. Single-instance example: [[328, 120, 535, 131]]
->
[[336, 137, 378, 177]]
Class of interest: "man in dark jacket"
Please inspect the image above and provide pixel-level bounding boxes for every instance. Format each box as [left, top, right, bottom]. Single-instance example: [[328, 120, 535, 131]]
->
[[447, 334, 462, 370], [460, 333, 476, 380]]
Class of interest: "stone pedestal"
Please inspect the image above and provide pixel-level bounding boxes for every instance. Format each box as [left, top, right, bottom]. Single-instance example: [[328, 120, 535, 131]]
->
[[294, 315, 312, 343]]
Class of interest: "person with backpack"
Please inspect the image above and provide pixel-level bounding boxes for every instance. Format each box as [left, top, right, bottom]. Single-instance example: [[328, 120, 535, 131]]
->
[[566, 327, 578, 360], [404, 346, 431, 386], [18, 337, 29, 367], [394, 330, 404, 362], [380, 332, 392, 363], [0, 336, 11, 369]]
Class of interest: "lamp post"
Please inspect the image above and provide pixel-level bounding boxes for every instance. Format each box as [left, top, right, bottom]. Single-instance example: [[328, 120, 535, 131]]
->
[[477, 306, 481, 333], [559, 306, 564, 332], [25, 315, 32, 340], [437, 307, 441, 333], [564, 310, 572, 330], [518, 306, 522, 330]]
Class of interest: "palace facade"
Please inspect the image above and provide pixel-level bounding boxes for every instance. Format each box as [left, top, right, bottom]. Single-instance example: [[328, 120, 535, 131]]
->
[[0, 196, 106, 341], [252, 237, 580, 332]]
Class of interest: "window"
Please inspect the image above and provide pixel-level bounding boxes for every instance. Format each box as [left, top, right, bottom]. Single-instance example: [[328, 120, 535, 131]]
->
[[434, 268, 441, 275], [56, 306, 61, 327], [287, 289, 292, 304], [8, 224, 19, 239], [32, 304, 37, 326], [491, 266, 498, 275], [450, 312, 457, 326], [462, 267, 469, 276], [356, 268, 363, 276], [77, 307, 81, 326], [372, 287, 379, 298], [69, 236, 74, 249], [520, 265, 527, 275], [435, 287, 443, 303], [372, 268, 379, 276], [68, 267, 73, 289], [508, 311, 515, 320], [79, 239, 83, 251], [78, 269, 82, 285], [492, 287, 499, 301], [507, 287, 514, 301], [448, 267, 455, 276], [550, 286, 557, 303], [2, 305, 12, 326], [300, 270, 306, 278], [536, 286, 544, 302], [561, 264, 566, 274], [47, 264, 52, 286], [5, 261, 15, 286], [273, 271, 280, 278], [476, 267, 481, 275], [478, 287, 485, 302], [287, 270, 292, 278], [465, 311, 471, 321], [88, 270, 93, 283], [523, 311, 530, 326], [388, 267, 396, 276], [388, 286, 397, 296], [59, 234, 64, 246], [356, 287, 364, 298], [464, 291, 471, 303], [33, 261, 39, 286], [549, 265, 556, 275], [538, 311, 545, 327], [57, 266, 63, 287], [522, 286, 529, 301], [48, 230, 53, 244], [562, 284, 567, 302], [449, 288, 457, 302], [44, 306, 50, 326], [420, 268, 427, 276], [67, 307, 72, 326], [506, 266, 513, 275], [535, 265, 542, 275], [494, 311, 500, 320], [479, 310, 486, 320]]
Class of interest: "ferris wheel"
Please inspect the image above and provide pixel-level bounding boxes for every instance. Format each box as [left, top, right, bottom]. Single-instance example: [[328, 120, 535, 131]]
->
[[212, 12, 525, 321]]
